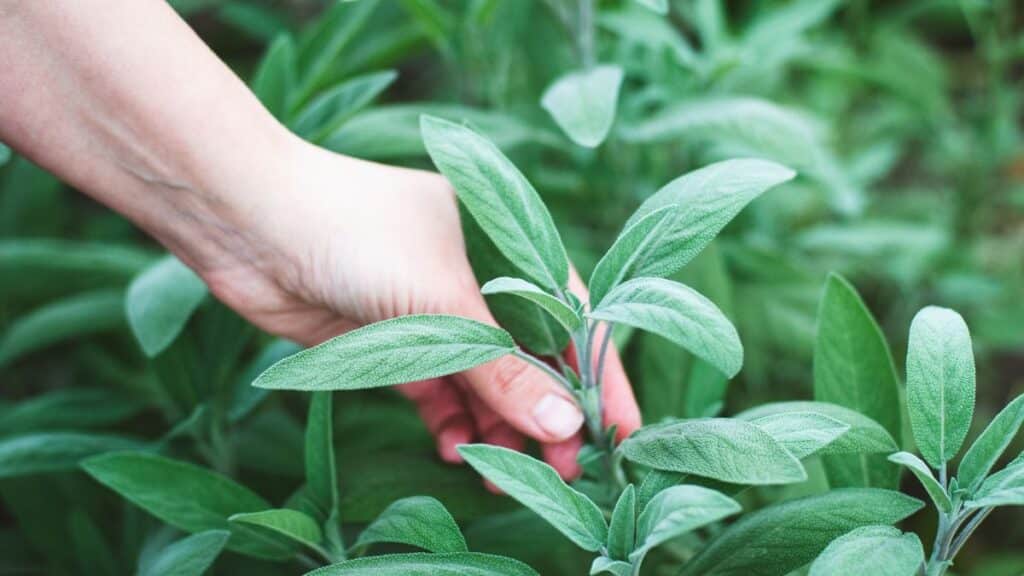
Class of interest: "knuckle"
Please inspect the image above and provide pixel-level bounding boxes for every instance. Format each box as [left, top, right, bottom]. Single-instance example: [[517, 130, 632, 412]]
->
[[489, 356, 534, 396]]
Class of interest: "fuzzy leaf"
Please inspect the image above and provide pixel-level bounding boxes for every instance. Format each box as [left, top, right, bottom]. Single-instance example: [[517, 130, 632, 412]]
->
[[541, 65, 623, 148], [749, 412, 849, 459], [680, 489, 924, 576], [906, 306, 976, 468], [0, 432, 141, 478], [589, 159, 794, 305], [809, 526, 924, 576], [292, 70, 397, 142], [814, 274, 902, 488], [421, 115, 569, 291], [253, 315, 515, 391], [229, 508, 324, 551], [632, 485, 740, 561], [126, 256, 208, 357], [965, 462, 1024, 509], [305, 552, 539, 575], [354, 495, 466, 553], [589, 278, 741, 377], [481, 277, 581, 332], [619, 419, 807, 485], [590, 557, 633, 576], [139, 530, 231, 576], [887, 452, 952, 513], [458, 444, 607, 551], [736, 401, 898, 455], [959, 394, 1024, 494], [606, 485, 636, 560]]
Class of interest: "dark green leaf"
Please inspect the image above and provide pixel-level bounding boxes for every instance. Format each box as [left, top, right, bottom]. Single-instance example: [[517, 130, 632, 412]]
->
[[251, 34, 296, 119], [306, 392, 338, 520], [139, 530, 231, 576], [305, 552, 539, 576], [0, 388, 146, 434], [229, 508, 324, 552], [0, 432, 141, 478]]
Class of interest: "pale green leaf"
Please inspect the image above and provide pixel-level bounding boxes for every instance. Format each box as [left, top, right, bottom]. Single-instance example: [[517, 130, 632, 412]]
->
[[606, 485, 636, 561], [481, 277, 581, 332], [809, 526, 924, 576], [126, 255, 208, 358], [633, 0, 668, 14], [906, 306, 976, 468], [887, 452, 952, 513], [253, 315, 515, 391], [680, 489, 924, 576], [590, 557, 633, 576], [632, 485, 740, 561], [292, 70, 397, 142], [736, 401, 898, 455], [965, 462, 1024, 509], [589, 159, 794, 305], [959, 394, 1024, 494], [294, 0, 379, 106], [305, 552, 539, 575], [0, 432, 140, 478], [354, 496, 467, 553], [619, 419, 807, 485], [139, 530, 231, 576], [749, 412, 850, 459], [458, 444, 607, 551], [589, 278, 741, 378], [541, 65, 623, 148], [421, 115, 569, 291], [229, 508, 324, 552]]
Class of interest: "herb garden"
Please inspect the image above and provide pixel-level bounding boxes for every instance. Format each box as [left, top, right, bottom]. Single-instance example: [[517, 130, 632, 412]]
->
[[1, 1, 1023, 575]]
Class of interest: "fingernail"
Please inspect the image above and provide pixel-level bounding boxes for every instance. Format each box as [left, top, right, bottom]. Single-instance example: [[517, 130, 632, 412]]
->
[[532, 394, 584, 440]]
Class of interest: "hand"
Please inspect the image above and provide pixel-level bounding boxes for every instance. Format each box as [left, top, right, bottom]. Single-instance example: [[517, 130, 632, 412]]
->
[[199, 138, 642, 481]]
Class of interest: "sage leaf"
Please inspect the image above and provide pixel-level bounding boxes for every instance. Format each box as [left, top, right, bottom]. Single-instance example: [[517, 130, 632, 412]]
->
[[590, 557, 633, 576], [634, 0, 668, 14], [354, 495, 467, 553], [0, 388, 146, 434], [680, 489, 924, 576], [306, 392, 338, 521], [606, 484, 636, 561], [421, 115, 569, 291], [253, 315, 516, 391], [965, 462, 1024, 508], [139, 530, 231, 576], [749, 412, 850, 459], [887, 452, 952, 513], [814, 273, 902, 488], [588, 158, 794, 305], [305, 552, 540, 576], [293, 0, 379, 107], [126, 255, 208, 358], [481, 277, 581, 332], [619, 419, 807, 485], [906, 306, 976, 468], [458, 444, 608, 551], [809, 526, 924, 576], [637, 469, 683, 510], [250, 34, 295, 119], [541, 65, 623, 148], [632, 485, 740, 561], [589, 278, 742, 378], [0, 239, 152, 302], [0, 432, 141, 478], [229, 508, 324, 552], [736, 401, 898, 455], [959, 394, 1024, 494], [292, 70, 397, 142]]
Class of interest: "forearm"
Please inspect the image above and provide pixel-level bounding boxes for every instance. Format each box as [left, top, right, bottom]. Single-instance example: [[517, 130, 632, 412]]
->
[[0, 0, 296, 274]]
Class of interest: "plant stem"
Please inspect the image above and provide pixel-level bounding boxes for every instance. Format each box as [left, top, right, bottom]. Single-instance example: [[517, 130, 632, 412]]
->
[[512, 349, 573, 392], [948, 507, 993, 559]]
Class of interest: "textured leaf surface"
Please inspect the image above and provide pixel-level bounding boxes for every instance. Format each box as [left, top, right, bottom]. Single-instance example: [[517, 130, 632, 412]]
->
[[422, 115, 568, 291], [619, 419, 806, 485], [126, 255, 208, 357], [808, 526, 924, 576], [906, 306, 976, 468], [966, 462, 1024, 508], [229, 508, 323, 550], [814, 274, 902, 488], [959, 394, 1024, 494], [590, 278, 741, 377], [0, 432, 140, 478], [590, 557, 633, 576], [589, 159, 794, 304], [306, 552, 539, 575], [458, 444, 607, 551], [541, 65, 623, 148], [749, 412, 849, 459], [355, 496, 466, 553], [606, 485, 636, 561], [887, 452, 951, 513], [139, 530, 231, 576], [632, 485, 740, 560], [253, 315, 515, 391], [680, 489, 924, 576], [737, 401, 897, 455], [481, 277, 581, 332]]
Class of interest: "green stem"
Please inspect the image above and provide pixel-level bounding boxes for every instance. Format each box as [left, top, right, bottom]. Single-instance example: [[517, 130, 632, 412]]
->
[[512, 349, 573, 392]]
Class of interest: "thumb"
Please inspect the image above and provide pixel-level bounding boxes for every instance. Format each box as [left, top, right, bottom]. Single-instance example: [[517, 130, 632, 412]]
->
[[455, 300, 585, 444]]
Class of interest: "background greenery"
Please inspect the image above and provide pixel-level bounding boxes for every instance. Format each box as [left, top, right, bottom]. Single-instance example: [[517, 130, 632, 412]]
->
[[1, 0, 1021, 574]]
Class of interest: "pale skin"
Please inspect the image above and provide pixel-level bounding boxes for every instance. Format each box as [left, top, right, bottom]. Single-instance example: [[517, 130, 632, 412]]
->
[[0, 0, 641, 483]]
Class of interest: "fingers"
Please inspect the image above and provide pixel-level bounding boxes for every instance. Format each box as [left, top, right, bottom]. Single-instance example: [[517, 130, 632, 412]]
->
[[542, 434, 584, 480], [398, 378, 474, 464]]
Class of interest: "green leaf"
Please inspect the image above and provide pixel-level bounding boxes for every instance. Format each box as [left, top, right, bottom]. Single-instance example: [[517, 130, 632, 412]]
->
[[632, 485, 740, 561], [0, 432, 140, 478], [606, 485, 636, 560], [959, 394, 1024, 494], [481, 277, 581, 332], [619, 419, 807, 485], [0, 142, 9, 166], [637, 469, 682, 510], [906, 306, 976, 468], [588, 159, 794, 305], [0, 388, 146, 434], [736, 401, 898, 455], [814, 273, 902, 488], [81, 452, 284, 559], [306, 392, 339, 520], [965, 462, 1024, 508], [541, 65, 623, 148], [590, 557, 633, 576], [749, 412, 850, 459], [139, 530, 231, 576], [634, 0, 668, 14], [887, 452, 952, 513], [809, 526, 924, 576], [306, 552, 539, 576], [589, 277, 741, 378], [253, 315, 516, 391], [354, 495, 467, 553], [229, 508, 324, 552], [126, 255, 208, 358], [458, 444, 607, 551], [294, 0, 379, 107], [0, 289, 125, 368], [680, 489, 924, 576], [421, 115, 569, 291], [292, 70, 397, 142], [250, 34, 296, 119]]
